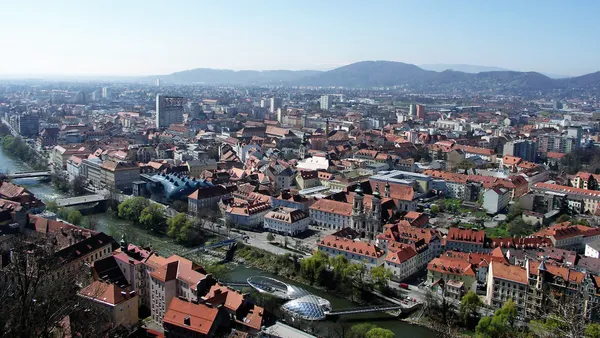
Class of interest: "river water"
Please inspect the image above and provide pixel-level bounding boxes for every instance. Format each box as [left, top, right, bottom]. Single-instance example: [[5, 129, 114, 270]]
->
[[1, 147, 434, 337]]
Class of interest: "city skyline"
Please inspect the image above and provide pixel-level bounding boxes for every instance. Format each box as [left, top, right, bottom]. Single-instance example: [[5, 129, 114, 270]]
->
[[1, 0, 600, 77]]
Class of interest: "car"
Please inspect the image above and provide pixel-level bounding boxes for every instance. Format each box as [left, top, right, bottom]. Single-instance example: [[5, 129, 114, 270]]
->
[[399, 283, 409, 289]]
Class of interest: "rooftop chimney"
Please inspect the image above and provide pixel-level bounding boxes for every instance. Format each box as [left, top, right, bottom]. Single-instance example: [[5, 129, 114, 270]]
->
[[184, 316, 191, 326]]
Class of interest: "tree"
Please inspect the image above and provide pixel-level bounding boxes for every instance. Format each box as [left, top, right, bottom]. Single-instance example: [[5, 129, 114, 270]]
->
[[348, 323, 377, 338], [171, 200, 188, 213], [45, 200, 59, 213], [369, 266, 393, 292], [139, 204, 165, 231], [586, 323, 600, 338], [69, 175, 87, 196], [430, 204, 440, 214], [67, 209, 82, 225], [167, 213, 189, 238], [365, 327, 395, 338], [475, 299, 517, 338], [267, 232, 276, 242], [177, 221, 203, 245], [204, 263, 233, 281], [557, 214, 570, 223], [0, 233, 116, 338], [460, 290, 482, 326], [117, 196, 149, 222]]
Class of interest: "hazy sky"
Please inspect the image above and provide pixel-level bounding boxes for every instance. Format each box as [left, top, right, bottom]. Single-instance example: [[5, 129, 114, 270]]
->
[[1, 0, 598, 76]]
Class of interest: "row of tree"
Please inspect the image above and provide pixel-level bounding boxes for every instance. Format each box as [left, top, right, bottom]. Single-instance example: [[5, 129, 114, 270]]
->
[[46, 201, 93, 229], [116, 197, 204, 246], [0, 131, 47, 171], [299, 251, 393, 299], [50, 174, 87, 196]]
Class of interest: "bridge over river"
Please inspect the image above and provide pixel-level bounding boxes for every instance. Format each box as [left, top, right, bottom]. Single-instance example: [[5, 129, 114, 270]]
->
[[221, 276, 420, 320]]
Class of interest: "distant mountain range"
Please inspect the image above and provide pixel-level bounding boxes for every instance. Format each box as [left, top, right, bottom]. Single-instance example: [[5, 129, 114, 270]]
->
[[419, 64, 511, 74], [152, 69, 321, 85], [420, 64, 567, 79], [155, 61, 600, 93]]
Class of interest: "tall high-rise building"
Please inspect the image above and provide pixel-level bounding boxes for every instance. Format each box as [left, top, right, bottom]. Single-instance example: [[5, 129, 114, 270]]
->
[[74, 91, 87, 104], [269, 97, 281, 113], [408, 104, 416, 116], [155, 78, 161, 87], [320, 95, 332, 110], [503, 140, 537, 162], [17, 114, 40, 137], [156, 94, 185, 129], [101, 87, 111, 99], [276, 108, 283, 124], [416, 104, 426, 119]]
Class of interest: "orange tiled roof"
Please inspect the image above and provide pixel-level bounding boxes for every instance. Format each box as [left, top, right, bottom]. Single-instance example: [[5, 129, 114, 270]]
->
[[79, 280, 133, 305], [427, 256, 476, 277], [490, 261, 528, 284], [447, 227, 485, 244], [163, 298, 218, 335], [319, 235, 384, 258], [310, 199, 353, 217]]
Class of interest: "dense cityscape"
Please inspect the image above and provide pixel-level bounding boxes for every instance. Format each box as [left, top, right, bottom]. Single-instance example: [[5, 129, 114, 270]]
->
[[4, 2, 600, 338]]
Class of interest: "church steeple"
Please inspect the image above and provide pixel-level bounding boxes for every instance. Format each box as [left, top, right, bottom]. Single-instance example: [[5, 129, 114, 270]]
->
[[299, 133, 308, 159], [352, 184, 364, 216], [384, 181, 390, 198]]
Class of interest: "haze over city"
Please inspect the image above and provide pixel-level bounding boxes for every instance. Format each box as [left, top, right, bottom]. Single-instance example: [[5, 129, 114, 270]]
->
[[2, 0, 600, 77]]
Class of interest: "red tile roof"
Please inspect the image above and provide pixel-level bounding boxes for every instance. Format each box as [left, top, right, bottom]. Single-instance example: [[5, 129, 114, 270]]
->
[[310, 199, 353, 217], [490, 262, 528, 284], [447, 227, 485, 245], [428, 256, 476, 277], [79, 280, 134, 306], [319, 235, 384, 258], [163, 298, 219, 335]]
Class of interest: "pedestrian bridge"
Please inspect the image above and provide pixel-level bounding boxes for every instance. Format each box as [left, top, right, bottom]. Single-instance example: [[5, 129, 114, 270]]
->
[[7, 171, 51, 179], [326, 304, 404, 316], [55, 194, 108, 208]]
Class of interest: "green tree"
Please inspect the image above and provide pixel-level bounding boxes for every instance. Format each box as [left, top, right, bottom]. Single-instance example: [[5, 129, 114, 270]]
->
[[557, 214, 570, 223], [167, 213, 189, 238], [69, 175, 87, 196], [204, 263, 233, 281], [348, 323, 377, 338], [117, 197, 150, 222], [139, 204, 165, 231], [586, 323, 600, 338], [460, 290, 482, 326], [430, 204, 440, 214], [67, 209, 83, 225], [365, 327, 395, 338], [46, 200, 59, 213], [171, 200, 188, 213], [267, 232, 275, 242], [369, 266, 393, 292], [177, 221, 203, 245], [475, 299, 517, 338]]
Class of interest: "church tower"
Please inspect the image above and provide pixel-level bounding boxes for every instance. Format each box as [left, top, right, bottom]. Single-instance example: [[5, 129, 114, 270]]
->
[[370, 183, 382, 237], [384, 181, 391, 198], [299, 133, 308, 160], [352, 184, 365, 233]]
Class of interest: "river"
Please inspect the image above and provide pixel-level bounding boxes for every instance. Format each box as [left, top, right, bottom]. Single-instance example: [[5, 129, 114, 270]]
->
[[1, 147, 434, 337]]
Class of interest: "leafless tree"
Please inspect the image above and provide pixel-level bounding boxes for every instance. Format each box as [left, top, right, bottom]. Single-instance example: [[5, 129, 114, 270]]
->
[[0, 232, 122, 338]]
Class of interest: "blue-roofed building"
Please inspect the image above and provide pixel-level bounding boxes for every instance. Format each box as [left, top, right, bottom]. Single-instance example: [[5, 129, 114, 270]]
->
[[140, 172, 214, 203]]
